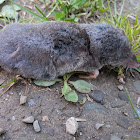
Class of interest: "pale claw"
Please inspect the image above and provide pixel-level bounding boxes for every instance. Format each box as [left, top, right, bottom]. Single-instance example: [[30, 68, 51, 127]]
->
[[79, 69, 99, 79]]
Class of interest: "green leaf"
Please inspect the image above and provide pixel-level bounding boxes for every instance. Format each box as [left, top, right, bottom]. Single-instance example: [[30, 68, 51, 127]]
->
[[136, 55, 140, 62], [97, 0, 103, 8], [135, 68, 140, 73], [69, 80, 93, 93], [33, 78, 62, 87], [62, 80, 78, 102], [114, 67, 123, 75], [62, 81, 71, 95], [39, 0, 44, 3], [55, 12, 65, 21], [70, 0, 87, 7], [64, 90, 78, 102], [98, 8, 108, 13], [65, 18, 75, 22], [134, 13, 139, 26], [0, 0, 5, 4], [0, 5, 18, 19]]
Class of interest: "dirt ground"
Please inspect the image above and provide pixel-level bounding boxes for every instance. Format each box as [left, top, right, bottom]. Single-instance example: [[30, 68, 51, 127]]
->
[[0, 0, 140, 140]]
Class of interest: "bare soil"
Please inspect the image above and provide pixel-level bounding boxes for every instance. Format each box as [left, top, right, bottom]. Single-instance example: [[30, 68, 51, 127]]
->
[[0, 0, 140, 140]]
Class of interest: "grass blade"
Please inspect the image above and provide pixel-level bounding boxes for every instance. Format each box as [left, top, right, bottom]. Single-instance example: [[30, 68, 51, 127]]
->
[[126, 88, 140, 120], [46, 3, 58, 18], [0, 77, 17, 88], [9, 0, 47, 21], [114, 0, 117, 18], [35, 6, 49, 21], [118, 0, 125, 21], [129, 137, 140, 140], [107, 0, 114, 23]]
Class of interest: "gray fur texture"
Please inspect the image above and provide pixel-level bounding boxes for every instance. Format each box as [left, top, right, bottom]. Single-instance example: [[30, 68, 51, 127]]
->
[[0, 22, 138, 80]]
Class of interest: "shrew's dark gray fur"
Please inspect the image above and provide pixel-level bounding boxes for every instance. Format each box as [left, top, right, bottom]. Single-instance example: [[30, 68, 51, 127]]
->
[[0, 22, 138, 80]]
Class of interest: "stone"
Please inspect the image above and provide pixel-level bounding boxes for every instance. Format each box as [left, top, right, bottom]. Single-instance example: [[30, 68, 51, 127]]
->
[[111, 100, 126, 108], [33, 120, 41, 132], [66, 117, 78, 135], [118, 77, 125, 84], [88, 90, 105, 103], [118, 93, 129, 101], [110, 135, 121, 140], [116, 116, 131, 129], [0, 128, 6, 135], [134, 108, 140, 118], [133, 80, 140, 93], [22, 116, 34, 123], [11, 116, 15, 121], [137, 97, 140, 107], [28, 99, 35, 105], [42, 116, 49, 122], [106, 125, 111, 128], [117, 85, 123, 91], [20, 95, 27, 105], [84, 103, 105, 111], [49, 128, 55, 136], [95, 123, 104, 130]]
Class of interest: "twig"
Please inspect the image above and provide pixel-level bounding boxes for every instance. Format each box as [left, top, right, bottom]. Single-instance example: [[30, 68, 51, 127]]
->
[[24, 80, 28, 96], [1, 82, 16, 96]]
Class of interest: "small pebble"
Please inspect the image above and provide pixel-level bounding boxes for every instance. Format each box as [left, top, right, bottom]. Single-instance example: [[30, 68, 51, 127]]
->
[[122, 111, 129, 116], [118, 93, 129, 101], [20, 95, 27, 105], [117, 85, 123, 91], [22, 116, 34, 123], [9, 92, 13, 95], [116, 116, 130, 129], [88, 90, 104, 103], [95, 123, 104, 130], [79, 132, 83, 136], [84, 103, 105, 111], [66, 117, 78, 135], [118, 77, 125, 84], [0, 128, 6, 135], [23, 11, 26, 17], [28, 99, 35, 105], [42, 116, 49, 122], [134, 108, 140, 118], [106, 125, 111, 128], [137, 97, 140, 108], [110, 135, 121, 140], [133, 80, 140, 93], [33, 120, 41, 132], [12, 116, 15, 121], [49, 128, 55, 136]]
